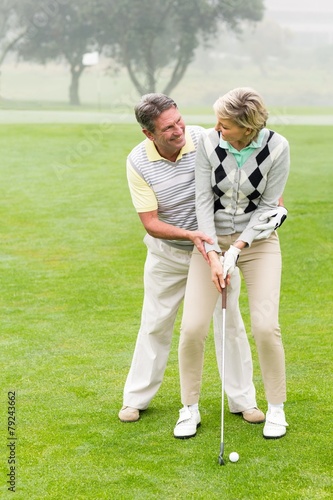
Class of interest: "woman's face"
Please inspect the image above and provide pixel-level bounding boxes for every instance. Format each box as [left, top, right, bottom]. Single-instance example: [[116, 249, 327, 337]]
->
[[215, 117, 251, 145]]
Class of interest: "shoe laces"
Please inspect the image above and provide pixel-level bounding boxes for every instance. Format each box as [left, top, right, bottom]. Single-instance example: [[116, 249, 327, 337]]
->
[[267, 408, 288, 426]]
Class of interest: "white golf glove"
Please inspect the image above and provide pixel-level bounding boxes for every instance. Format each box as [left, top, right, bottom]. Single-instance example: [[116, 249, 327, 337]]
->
[[223, 245, 241, 279], [253, 207, 288, 240]]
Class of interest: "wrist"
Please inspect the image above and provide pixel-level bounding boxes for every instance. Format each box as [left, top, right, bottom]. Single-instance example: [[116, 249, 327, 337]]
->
[[208, 250, 220, 263], [184, 229, 196, 242], [232, 242, 245, 251]]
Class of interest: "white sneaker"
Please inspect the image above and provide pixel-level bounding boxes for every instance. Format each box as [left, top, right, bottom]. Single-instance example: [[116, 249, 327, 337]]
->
[[173, 406, 201, 439], [263, 408, 288, 439]]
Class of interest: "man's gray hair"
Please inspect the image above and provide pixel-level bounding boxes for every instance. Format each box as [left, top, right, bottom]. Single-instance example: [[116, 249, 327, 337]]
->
[[134, 93, 178, 132]]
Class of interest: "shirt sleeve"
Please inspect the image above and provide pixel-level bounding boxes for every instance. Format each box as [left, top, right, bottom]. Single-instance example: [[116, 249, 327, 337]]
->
[[237, 136, 290, 246], [126, 159, 158, 213], [195, 133, 222, 254]]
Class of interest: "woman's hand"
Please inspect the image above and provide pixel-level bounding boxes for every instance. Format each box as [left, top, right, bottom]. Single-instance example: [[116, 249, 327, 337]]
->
[[222, 245, 241, 279], [253, 206, 288, 240]]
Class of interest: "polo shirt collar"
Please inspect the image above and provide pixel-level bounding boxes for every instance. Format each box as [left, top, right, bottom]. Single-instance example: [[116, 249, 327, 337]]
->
[[219, 128, 265, 151]]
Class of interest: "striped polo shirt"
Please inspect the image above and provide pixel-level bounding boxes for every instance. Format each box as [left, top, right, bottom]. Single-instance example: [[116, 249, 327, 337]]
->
[[127, 125, 204, 248]]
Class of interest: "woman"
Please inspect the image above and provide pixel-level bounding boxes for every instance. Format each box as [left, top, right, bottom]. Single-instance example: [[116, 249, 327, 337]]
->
[[174, 87, 290, 440]]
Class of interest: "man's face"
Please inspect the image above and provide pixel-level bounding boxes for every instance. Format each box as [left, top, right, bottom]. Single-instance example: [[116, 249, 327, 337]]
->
[[144, 107, 186, 160]]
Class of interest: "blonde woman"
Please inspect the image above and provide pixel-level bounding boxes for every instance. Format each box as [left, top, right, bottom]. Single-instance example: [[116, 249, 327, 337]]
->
[[175, 88, 290, 440]]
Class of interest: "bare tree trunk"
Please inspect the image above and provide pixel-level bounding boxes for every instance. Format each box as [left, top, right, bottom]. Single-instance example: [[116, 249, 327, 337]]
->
[[0, 29, 27, 98], [69, 65, 84, 106], [0, 30, 27, 67]]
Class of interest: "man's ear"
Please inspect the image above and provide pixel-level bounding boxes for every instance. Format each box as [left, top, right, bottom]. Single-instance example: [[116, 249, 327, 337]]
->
[[142, 128, 154, 141]]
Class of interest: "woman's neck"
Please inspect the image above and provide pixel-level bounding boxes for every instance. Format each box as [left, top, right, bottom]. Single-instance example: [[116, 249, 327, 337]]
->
[[229, 139, 251, 151]]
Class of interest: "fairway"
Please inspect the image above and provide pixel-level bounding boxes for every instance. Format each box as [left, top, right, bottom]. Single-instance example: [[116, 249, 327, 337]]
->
[[0, 123, 332, 499]]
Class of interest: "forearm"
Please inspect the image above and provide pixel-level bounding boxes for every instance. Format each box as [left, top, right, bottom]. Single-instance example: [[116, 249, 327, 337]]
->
[[237, 146, 290, 246], [195, 137, 220, 253], [139, 211, 213, 262], [140, 214, 192, 241]]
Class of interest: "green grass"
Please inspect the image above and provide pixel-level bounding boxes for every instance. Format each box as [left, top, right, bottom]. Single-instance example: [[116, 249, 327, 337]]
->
[[0, 124, 332, 499], [1, 97, 332, 117], [181, 107, 333, 116], [1, 98, 333, 117]]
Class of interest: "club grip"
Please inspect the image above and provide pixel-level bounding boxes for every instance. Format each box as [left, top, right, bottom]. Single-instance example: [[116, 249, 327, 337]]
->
[[222, 285, 227, 309], [221, 251, 227, 309]]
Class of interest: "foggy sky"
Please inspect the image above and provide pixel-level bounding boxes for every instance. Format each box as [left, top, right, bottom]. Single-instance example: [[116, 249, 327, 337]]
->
[[265, 0, 333, 12]]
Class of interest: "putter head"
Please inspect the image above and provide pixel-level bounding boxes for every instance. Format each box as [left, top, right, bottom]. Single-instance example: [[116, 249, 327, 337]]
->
[[218, 443, 225, 465]]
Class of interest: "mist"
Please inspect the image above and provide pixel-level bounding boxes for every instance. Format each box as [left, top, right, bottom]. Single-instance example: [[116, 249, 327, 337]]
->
[[0, 0, 332, 110], [183, 0, 333, 108]]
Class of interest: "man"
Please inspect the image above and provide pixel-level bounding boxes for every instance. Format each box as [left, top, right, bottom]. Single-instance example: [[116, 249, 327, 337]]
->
[[118, 93, 287, 438]]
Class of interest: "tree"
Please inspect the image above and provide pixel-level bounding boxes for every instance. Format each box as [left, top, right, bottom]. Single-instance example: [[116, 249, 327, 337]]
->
[[12, 0, 264, 104], [0, 0, 27, 97], [0, 1, 27, 66], [16, 0, 104, 105], [101, 0, 264, 95]]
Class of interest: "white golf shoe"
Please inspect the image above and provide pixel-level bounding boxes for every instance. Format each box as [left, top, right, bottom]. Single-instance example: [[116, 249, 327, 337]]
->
[[173, 405, 201, 439], [263, 407, 288, 439]]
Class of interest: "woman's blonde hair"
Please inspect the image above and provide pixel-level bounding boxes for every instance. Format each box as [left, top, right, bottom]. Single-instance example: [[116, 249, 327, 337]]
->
[[213, 87, 269, 142]]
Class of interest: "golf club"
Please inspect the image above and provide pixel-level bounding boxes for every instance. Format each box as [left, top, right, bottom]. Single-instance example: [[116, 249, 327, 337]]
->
[[218, 282, 227, 466]]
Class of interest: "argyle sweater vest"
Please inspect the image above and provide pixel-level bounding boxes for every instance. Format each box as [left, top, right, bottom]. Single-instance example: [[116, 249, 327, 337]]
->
[[195, 127, 290, 251]]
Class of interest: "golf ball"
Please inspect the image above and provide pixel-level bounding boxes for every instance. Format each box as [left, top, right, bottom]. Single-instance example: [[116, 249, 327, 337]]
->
[[229, 452, 239, 463]]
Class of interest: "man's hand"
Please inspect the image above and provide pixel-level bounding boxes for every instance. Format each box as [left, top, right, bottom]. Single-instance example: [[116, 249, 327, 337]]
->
[[138, 211, 213, 262], [222, 245, 241, 279], [253, 207, 288, 240], [189, 231, 214, 263], [207, 251, 225, 292]]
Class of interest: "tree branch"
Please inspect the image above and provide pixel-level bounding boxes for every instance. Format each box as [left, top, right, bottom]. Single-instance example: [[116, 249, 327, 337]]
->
[[0, 28, 27, 67]]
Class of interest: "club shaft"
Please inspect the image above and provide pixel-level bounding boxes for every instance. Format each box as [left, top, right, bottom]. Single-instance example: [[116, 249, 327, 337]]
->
[[219, 285, 227, 465], [220, 306, 226, 443]]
